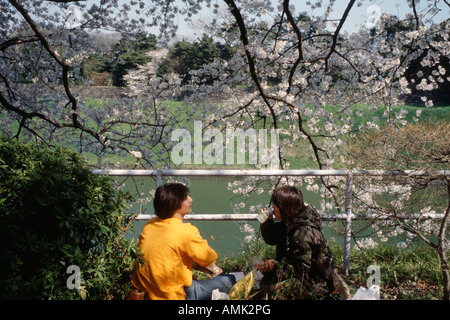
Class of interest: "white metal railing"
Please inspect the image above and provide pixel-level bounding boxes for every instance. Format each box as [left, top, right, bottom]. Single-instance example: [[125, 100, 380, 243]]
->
[[92, 169, 448, 275]]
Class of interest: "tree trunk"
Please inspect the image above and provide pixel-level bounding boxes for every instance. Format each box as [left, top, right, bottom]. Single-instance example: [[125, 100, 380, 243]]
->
[[438, 248, 449, 300], [438, 186, 450, 300]]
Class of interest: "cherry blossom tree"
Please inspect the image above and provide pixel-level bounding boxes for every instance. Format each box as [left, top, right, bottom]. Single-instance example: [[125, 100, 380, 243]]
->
[[2, 0, 448, 165], [1, 0, 191, 165], [346, 122, 449, 299], [1, 0, 449, 298]]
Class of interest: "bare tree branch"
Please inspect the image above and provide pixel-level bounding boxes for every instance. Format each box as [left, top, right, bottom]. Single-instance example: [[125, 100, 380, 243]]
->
[[324, 0, 356, 71], [283, 0, 304, 92]]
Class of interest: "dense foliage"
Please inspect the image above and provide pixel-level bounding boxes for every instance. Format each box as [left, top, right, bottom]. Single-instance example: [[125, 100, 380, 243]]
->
[[0, 139, 139, 299], [81, 31, 157, 86]]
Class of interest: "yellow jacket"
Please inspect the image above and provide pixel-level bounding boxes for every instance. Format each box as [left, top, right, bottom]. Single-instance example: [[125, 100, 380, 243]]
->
[[131, 217, 217, 300]]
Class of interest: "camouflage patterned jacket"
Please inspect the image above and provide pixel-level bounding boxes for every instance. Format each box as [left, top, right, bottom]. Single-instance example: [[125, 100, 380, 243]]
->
[[260, 205, 339, 296]]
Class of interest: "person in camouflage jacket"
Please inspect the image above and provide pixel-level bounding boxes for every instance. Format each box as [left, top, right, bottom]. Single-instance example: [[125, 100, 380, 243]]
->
[[257, 185, 350, 299]]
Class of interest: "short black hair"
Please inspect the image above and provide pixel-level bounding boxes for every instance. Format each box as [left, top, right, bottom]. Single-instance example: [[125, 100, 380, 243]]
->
[[153, 183, 189, 219]]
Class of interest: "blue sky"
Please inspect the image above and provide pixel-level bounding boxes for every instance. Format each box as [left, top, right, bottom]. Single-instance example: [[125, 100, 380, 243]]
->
[[174, 0, 449, 38], [60, 0, 449, 40], [323, 0, 449, 31]]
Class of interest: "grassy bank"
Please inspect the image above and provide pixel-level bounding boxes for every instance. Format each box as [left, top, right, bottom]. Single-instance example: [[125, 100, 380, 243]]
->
[[336, 245, 444, 300], [81, 99, 449, 169]]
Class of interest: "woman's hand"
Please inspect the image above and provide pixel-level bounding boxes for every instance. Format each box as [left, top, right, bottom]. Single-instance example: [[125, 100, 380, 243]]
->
[[204, 263, 223, 277], [255, 259, 276, 272], [193, 261, 223, 277], [257, 207, 273, 224]]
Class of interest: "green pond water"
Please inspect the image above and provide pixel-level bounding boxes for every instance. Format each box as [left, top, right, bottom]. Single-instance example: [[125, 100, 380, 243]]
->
[[119, 175, 424, 257], [120, 175, 336, 257]]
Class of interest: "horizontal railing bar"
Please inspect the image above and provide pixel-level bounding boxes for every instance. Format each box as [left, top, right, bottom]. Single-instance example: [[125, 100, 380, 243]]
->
[[134, 213, 445, 221], [92, 169, 449, 177], [135, 214, 259, 221], [93, 169, 348, 176]]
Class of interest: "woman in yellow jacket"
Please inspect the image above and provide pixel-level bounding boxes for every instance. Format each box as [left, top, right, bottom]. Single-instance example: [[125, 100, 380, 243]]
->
[[130, 183, 235, 300]]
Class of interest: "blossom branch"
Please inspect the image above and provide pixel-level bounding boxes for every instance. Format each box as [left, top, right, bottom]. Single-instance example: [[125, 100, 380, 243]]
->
[[223, 0, 278, 129], [6, 0, 111, 148]]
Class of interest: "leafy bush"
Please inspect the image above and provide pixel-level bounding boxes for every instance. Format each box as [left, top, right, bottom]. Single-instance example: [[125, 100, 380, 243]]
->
[[0, 139, 139, 299]]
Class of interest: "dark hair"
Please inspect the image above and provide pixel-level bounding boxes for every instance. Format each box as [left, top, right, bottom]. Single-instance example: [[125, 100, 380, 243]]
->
[[270, 185, 305, 221], [153, 183, 189, 219]]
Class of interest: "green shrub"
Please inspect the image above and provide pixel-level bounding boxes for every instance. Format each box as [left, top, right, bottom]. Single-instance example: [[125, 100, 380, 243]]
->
[[0, 139, 139, 299]]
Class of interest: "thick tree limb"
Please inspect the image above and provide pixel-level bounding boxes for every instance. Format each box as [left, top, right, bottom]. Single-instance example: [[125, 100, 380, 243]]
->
[[283, 0, 304, 91], [223, 0, 278, 129], [324, 0, 356, 70]]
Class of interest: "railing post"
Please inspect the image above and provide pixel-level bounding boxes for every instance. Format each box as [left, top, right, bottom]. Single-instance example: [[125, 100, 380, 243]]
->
[[343, 170, 353, 276], [156, 170, 163, 188]]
